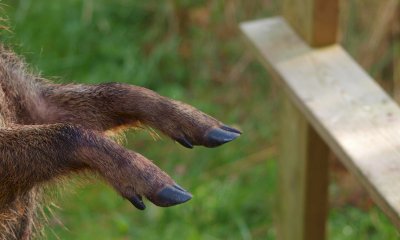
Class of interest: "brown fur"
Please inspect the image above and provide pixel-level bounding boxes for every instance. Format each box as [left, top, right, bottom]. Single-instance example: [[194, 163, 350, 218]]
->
[[0, 44, 235, 239]]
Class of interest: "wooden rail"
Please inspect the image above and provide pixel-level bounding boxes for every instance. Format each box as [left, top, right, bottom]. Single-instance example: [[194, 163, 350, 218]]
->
[[241, 16, 400, 240]]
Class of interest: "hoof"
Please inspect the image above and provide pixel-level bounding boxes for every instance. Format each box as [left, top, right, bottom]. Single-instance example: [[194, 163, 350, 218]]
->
[[204, 127, 241, 147], [148, 184, 192, 207]]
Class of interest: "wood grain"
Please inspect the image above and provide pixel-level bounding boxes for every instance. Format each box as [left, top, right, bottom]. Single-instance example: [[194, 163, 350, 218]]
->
[[241, 17, 400, 228]]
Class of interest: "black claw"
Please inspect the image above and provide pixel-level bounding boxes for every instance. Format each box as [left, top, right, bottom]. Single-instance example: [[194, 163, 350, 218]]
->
[[175, 136, 193, 149], [128, 195, 146, 210], [221, 125, 242, 134], [148, 185, 192, 207], [205, 127, 240, 147]]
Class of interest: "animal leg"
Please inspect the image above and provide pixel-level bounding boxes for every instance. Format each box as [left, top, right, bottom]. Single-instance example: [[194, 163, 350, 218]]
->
[[0, 124, 191, 209], [41, 83, 241, 148]]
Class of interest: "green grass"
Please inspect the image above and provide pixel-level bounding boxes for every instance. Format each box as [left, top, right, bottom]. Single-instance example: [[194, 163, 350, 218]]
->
[[1, 0, 399, 239]]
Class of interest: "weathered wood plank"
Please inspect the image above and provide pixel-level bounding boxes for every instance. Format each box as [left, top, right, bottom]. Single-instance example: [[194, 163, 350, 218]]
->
[[283, 0, 338, 46], [240, 17, 400, 228], [278, 97, 329, 240]]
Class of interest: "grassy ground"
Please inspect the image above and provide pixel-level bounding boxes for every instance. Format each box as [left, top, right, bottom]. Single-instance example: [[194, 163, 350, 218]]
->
[[1, 0, 399, 239]]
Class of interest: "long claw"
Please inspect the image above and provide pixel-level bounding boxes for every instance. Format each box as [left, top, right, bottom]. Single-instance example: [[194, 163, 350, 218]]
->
[[148, 184, 192, 207], [128, 195, 146, 210], [204, 127, 241, 147]]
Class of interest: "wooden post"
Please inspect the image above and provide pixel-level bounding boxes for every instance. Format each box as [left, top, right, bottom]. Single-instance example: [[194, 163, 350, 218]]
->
[[278, 98, 330, 240], [278, 0, 338, 239], [283, 0, 339, 46]]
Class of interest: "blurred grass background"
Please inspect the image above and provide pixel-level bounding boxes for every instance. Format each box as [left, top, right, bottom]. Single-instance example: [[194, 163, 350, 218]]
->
[[0, 0, 399, 239]]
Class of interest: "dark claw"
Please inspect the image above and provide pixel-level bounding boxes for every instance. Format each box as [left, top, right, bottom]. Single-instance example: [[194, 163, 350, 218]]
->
[[205, 127, 241, 147], [175, 136, 193, 149], [221, 125, 242, 134], [128, 195, 146, 210], [148, 185, 192, 207]]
